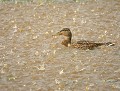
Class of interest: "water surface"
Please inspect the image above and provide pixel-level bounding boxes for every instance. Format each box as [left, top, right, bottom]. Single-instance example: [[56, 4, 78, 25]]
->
[[0, 0, 120, 91]]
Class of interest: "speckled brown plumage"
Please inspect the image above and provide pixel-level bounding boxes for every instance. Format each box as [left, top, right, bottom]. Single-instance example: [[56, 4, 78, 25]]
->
[[54, 28, 115, 50]]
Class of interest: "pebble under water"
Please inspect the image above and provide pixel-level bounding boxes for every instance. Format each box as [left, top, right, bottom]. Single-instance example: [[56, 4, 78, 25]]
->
[[0, 0, 120, 91]]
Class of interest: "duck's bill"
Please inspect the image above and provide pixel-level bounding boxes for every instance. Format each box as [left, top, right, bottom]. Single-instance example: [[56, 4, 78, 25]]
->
[[52, 32, 61, 37]]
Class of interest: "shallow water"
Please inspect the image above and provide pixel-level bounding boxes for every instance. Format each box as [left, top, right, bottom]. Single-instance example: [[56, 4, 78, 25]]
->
[[0, 0, 120, 91]]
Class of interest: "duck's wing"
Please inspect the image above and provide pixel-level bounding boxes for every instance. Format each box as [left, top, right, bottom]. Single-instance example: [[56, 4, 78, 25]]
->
[[72, 41, 103, 50], [76, 40, 105, 49], [77, 40, 114, 46], [77, 40, 95, 44], [72, 40, 114, 50]]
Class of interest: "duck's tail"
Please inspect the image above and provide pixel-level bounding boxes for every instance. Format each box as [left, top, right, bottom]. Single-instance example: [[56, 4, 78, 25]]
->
[[104, 42, 115, 46]]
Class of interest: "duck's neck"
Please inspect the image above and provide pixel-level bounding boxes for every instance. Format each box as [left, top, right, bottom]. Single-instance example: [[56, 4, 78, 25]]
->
[[61, 37, 71, 47]]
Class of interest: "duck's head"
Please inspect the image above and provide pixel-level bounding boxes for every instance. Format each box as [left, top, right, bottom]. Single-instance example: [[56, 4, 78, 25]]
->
[[56, 28, 72, 38], [53, 28, 72, 47]]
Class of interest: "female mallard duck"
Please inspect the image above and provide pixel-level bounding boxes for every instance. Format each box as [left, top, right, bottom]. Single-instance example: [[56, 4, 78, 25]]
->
[[53, 28, 115, 50]]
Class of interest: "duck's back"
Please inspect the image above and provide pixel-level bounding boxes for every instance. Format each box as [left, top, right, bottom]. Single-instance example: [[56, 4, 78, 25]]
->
[[71, 40, 114, 50]]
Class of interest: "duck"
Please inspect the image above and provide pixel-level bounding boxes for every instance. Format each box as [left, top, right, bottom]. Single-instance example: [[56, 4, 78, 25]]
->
[[53, 28, 115, 50]]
